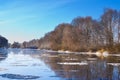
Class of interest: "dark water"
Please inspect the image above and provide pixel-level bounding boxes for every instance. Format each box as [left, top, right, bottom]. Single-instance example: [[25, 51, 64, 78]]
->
[[0, 49, 120, 80]]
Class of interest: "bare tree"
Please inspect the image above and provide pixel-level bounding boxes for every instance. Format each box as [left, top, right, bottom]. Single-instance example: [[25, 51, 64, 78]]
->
[[101, 8, 118, 46]]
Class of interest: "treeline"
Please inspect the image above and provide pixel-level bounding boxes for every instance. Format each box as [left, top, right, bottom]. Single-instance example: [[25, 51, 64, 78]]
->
[[0, 35, 8, 48], [13, 8, 120, 52]]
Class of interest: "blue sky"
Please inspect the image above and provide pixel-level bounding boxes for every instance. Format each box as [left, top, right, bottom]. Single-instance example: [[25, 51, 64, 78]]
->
[[0, 0, 120, 43]]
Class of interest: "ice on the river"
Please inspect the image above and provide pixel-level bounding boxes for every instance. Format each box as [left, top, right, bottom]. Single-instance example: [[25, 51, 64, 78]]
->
[[107, 63, 120, 66], [57, 62, 88, 65]]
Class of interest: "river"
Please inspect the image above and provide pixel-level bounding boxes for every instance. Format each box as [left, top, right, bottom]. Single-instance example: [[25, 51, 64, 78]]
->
[[0, 49, 120, 80]]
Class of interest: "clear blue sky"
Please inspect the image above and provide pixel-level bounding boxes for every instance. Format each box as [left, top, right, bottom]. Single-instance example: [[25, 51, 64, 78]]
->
[[0, 0, 119, 43]]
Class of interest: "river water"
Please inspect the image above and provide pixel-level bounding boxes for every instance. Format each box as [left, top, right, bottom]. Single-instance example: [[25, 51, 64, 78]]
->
[[0, 49, 120, 80]]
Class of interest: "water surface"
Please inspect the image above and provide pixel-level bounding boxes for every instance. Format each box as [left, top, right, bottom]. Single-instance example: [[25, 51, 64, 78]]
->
[[0, 49, 120, 80]]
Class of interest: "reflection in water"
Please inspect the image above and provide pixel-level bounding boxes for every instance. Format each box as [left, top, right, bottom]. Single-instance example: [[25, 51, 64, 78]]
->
[[0, 49, 120, 80], [40, 52, 120, 80], [0, 48, 8, 61]]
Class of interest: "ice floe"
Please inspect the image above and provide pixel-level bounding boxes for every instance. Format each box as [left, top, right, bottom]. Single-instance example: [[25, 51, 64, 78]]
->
[[107, 63, 120, 66], [57, 62, 88, 65], [87, 58, 97, 61]]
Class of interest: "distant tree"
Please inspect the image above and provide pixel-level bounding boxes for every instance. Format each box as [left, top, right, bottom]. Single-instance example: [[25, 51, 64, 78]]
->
[[101, 8, 118, 46], [11, 42, 21, 48], [0, 35, 8, 48], [118, 11, 120, 43], [61, 23, 74, 50], [71, 16, 101, 50], [22, 41, 28, 48]]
